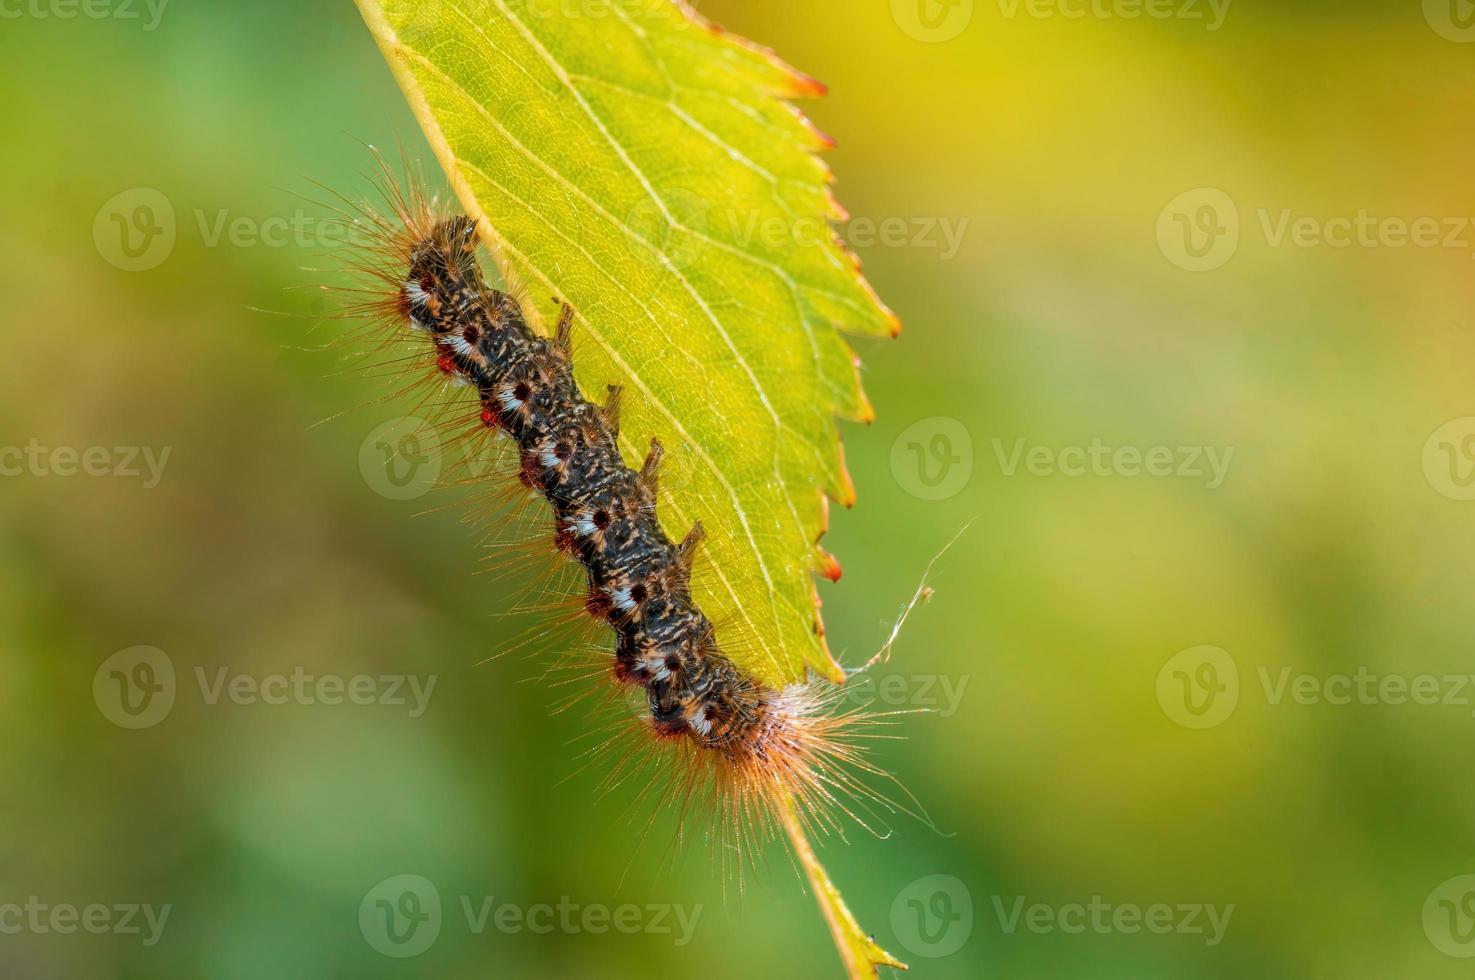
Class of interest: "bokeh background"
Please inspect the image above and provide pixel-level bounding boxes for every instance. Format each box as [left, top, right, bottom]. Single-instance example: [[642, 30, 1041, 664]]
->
[[4, 0, 1475, 977]]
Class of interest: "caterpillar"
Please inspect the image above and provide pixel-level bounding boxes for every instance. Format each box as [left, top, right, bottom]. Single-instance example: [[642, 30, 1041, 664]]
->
[[413, 213, 777, 750], [325, 168, 898, 858]]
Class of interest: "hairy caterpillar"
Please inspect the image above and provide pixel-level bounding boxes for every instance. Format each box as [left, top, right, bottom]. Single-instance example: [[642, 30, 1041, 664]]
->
[[322, 166, 903, 862]]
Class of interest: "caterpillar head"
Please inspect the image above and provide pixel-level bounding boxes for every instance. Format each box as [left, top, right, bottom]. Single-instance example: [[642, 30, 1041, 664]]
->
[[401, 217, 482, 330]]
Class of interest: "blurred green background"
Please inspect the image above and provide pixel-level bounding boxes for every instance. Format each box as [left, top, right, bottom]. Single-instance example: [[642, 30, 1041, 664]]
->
[[4, 0, 1475, 977]]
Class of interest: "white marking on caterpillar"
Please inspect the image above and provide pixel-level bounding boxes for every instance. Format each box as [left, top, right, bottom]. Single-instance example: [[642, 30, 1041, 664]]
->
[[539, 446, 562, 470], [496, 383, 523, 412], [568, 513, 598, 538], [608, 586, 635, 612], [445, 333, 478, 359], [690, 707, 713, 738], [403, 279, 429, 306]]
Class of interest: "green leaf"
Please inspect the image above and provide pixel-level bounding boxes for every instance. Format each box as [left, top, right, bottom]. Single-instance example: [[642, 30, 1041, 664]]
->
[[352, 3, 904, 976], [353, 0, 895, 690]]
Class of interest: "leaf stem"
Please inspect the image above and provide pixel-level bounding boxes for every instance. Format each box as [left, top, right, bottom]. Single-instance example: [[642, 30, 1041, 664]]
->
[[777, 792, 908, 979]]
